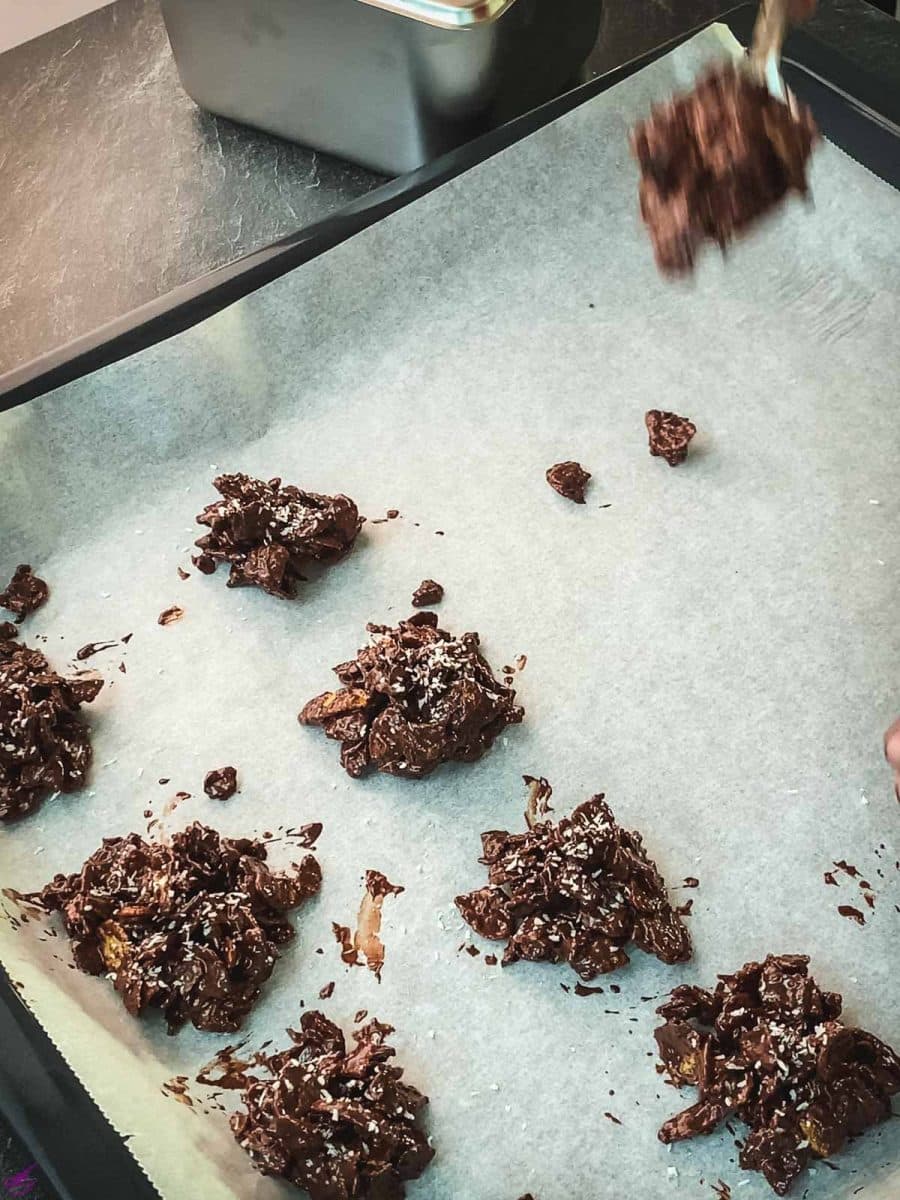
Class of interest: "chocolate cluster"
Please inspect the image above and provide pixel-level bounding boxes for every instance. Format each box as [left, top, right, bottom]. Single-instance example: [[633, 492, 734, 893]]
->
[[231, 1011, 434, 1200], [455, 791, 691, 978], [194, 473, 363, 599], [36, 823, 321, 1033], [656, 953, 900, 1194], [0, 634, 102, 822], [0, 564, 49, 621], [299, 612, 523, 778], [631, 64, 818, 274]]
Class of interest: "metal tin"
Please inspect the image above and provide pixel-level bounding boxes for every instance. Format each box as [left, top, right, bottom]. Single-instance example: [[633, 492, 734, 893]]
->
[[160, 0, 603, 175]]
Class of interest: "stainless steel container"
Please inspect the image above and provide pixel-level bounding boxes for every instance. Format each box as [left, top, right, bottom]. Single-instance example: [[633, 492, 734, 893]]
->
[[160, 0, 603, 175]]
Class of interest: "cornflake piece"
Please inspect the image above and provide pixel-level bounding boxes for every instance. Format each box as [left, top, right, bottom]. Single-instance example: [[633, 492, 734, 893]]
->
[[194, 473, 363, 599], [33, 823, 321, 1032], [546, 461, 591, 504], [455, 784, 690, 980], [230, 1012, 434, 1199], [631, 64, 818, 275], [655, 953, 900, 1195], [0, 638, 102, 822], [0, 564, 49, 622], [299, 612, 523, 779], [646, 410, 697, 467]]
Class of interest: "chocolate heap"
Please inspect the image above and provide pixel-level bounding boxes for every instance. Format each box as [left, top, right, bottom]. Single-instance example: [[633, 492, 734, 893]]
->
[[37, 823, 321, 1033], [0, 564, 49, 621], [455, 790, 691, 978], [656, 954, 900, 1194], [194, 473, 363, 599], [300, 612, 523, 779], [631, 64, 818, 274], [0, 633, 102, 822], [230, 1012, 434, 1200]]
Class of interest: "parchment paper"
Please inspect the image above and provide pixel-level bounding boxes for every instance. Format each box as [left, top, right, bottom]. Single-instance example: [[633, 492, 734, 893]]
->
[[1, 25, 898, 1200]]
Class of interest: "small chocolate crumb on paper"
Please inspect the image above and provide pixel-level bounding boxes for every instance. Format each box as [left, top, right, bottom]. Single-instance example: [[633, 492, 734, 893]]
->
[[286, 821, 323, 849], [411, 579, 444, 608], [194, 473, 363, 599], [319, 981, 335, 1000], [574, 983, 605, 996], [229, 1013, 433, 1199], [203, 766, 238, 801], [386, 509, 400, 520], [177, 567, 190, 581], [681, 876, 700, 889], [603, 1112, 623, 1125], [655, 953, 900, 1194], [645, 410, 696, 466], [0, 565, 49, 622], [455, 788, 690, 979], [354, 1009, 368, 1023], [158, 606, 185, 626], [546, 461, 591, 504]]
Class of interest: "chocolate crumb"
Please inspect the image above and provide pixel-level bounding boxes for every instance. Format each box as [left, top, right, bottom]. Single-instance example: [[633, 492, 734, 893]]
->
[[1, 637, 102, 822], [837, 904, 866, 926], [286, 822, 323, 849], [75, 640, 119, 661], [194, 473, 363, 599], [386, 509, 400, 520], [546, 461, 591, 504], [645, 410, 696, 467], [675, 899, 694, 917], [465, 944, 480, 958], [411, 579, 444, 608], [824, 871, 838, 886], [158, 778, 170, 785], [434, 531, 444, 536], [157, 606, 184, 626], [118, 662, 126, 674], [630, 64, 818, 274], [230, 1013, 433, 1199], [484, 954, 498, 967], [711, 1182, 732, 1200], [34, 823, 321, 1032], [177, 567, 190, 581], [300, 612, 523, 778], [319, 981, 335, 1000], [655, 953, 900, 1195], [121, 633, 133, 644], [203, 766, 238, 801], [354, 1009, 368, 1023], [455, 788, 691, 979], [682, 877, 700, 889], [0, 565, 49, 622], [333, 922, 358, 967], [603, 1112, 623, 1125], [575, 983, 605, 996]]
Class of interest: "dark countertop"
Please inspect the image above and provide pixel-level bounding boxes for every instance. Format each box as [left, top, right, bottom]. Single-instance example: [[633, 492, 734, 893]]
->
[[0, 0, 897, 1195], [1, 0, 897, 385]]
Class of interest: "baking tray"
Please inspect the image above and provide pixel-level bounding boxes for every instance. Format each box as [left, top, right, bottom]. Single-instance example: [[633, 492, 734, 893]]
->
[[0, 7, 898, 1200]]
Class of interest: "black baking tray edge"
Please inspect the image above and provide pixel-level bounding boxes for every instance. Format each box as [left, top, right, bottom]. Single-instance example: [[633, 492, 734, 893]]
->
[[1, 2, 899, 413], [1, 7, 898, 1199]]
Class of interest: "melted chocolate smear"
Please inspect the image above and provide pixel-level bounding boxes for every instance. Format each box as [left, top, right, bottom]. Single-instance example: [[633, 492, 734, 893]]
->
[[523, 774, 553, 828], [352, 871, 404, 981], [0, 565, 49, 622], [837, 905, 866, 926], [75, 640, 119, 661], [456, 791, 691, 980]]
